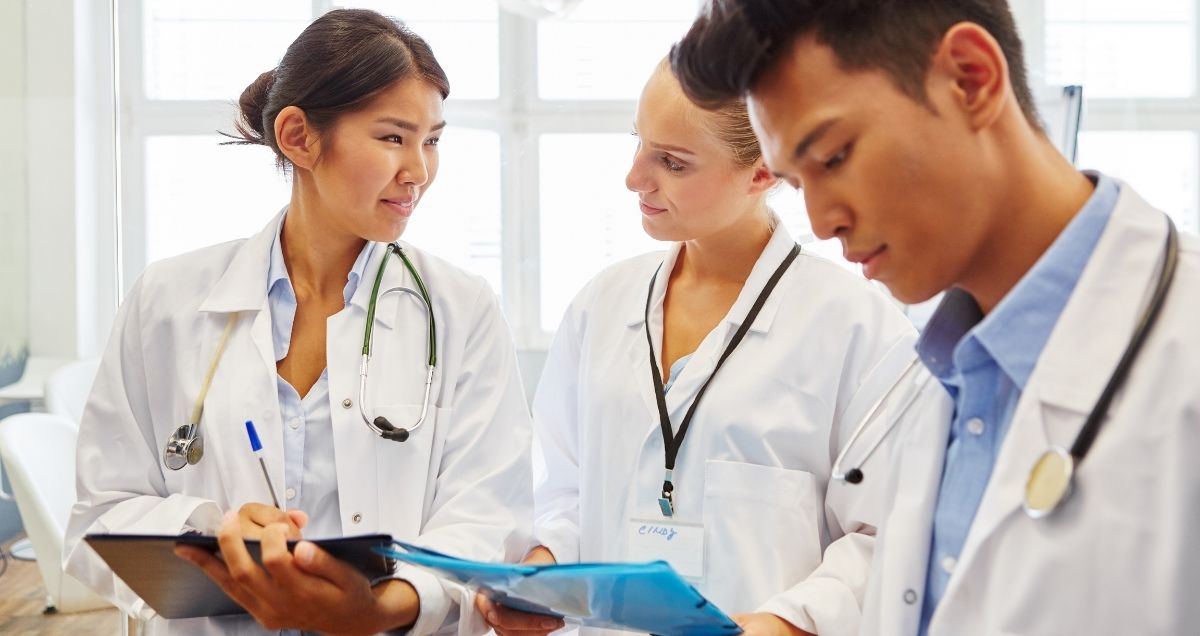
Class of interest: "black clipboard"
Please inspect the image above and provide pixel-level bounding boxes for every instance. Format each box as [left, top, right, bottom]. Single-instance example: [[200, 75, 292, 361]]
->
[[84, 533, 396, 619]]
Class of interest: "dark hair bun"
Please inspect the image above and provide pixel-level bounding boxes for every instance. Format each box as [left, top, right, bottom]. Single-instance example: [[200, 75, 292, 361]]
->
[[233, 69, 276, 145]]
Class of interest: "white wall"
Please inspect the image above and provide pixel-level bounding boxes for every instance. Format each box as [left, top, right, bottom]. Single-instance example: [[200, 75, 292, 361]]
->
[[1, 0, 30, 370]]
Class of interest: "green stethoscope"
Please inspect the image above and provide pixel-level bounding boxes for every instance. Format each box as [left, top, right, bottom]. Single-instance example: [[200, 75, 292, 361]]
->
[[163, 242, 437, 471], [360, 242, 437, 442]]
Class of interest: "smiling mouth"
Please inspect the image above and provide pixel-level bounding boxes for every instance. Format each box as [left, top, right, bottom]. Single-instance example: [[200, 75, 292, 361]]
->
[[382, 198, 416, 217]]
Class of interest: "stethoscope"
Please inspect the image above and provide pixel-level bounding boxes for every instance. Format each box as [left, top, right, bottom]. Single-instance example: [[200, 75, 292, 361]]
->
[[831, 216, 1179, 519], [163, 242, 437, 471]]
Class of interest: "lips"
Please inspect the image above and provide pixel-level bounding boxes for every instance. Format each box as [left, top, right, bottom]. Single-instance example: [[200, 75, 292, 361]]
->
[[639, 200, 667, 215], [382, 196, 417, 218], [845, 245, 887, 279]]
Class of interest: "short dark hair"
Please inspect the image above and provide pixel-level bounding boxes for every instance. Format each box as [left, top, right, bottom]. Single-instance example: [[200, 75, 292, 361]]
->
[[671, 0, 1041, 130], [228, 8, 450, 166]]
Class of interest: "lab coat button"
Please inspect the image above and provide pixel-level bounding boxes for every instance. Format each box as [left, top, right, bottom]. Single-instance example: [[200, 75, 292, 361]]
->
[[286, 487, 296, 500], [941, 555, 957, 574], [966, 418, 985, 436], [903, 589, 918, 605], [342, 399, 353, 409], [351, 513, 362, 524]]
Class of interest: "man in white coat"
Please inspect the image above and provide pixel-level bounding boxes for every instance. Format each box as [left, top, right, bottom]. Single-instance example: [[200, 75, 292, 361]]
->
[[671, 1, 1200, 634]]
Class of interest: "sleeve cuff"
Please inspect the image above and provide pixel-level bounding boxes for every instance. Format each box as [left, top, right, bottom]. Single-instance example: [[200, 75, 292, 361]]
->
[[755, 578, 860, 636], [533, 520, 579, 564], [394, 563, 453, 636]]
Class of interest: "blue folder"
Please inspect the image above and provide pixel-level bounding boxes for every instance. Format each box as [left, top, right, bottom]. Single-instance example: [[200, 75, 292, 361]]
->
[[374, 542, 742, 635]]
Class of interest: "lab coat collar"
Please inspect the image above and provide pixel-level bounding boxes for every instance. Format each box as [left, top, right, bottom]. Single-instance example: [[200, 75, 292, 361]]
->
[[344, 240, 422, 331], [198, 209, 282, 313], [935, 179, 1176, 618], [198, 208, 406, 330], [624, 216, 798, 334], [1018, 179, 1173, 416]]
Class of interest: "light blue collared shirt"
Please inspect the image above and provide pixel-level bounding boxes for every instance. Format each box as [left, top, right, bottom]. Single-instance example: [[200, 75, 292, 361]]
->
[[916, 175, 1120, 633], [267, 213, 375, 539], [662, 353, 693, 394]]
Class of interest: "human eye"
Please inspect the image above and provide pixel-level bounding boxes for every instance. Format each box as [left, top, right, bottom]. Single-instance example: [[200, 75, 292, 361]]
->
[[823, 143, 851, 171], [660, 154, 685, 173]]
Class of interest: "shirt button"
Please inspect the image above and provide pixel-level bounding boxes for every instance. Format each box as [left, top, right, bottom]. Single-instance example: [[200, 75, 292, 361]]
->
[[286, 487, 296, 501], [941, 555, 957, 574], [342, 398, 353, 409], [288, 417, 301, 430], [966, 417, 985, 436], [351, 513, 362, 524], [903, 589, 918, 605]]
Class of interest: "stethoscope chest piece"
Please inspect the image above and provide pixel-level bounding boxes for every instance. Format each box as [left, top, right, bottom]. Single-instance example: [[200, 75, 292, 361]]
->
[[1023, 445, 1075, 519], [164, 424, 205, 471]]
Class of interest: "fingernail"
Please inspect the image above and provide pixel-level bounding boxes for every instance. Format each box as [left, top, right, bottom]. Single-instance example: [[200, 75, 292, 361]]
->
[[487, 612, 498, 624], [223, 510, 237, 526], [541, 618, 559, 629], [295, 541, 314, 565]]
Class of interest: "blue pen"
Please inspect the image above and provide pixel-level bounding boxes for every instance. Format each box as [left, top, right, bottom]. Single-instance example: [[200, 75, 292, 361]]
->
[[244, 420, 281, 509]]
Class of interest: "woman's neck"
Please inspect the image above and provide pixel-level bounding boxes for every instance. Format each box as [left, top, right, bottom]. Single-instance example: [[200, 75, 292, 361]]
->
[[673, 203, 774, 286], [282, 195, 366, 300]]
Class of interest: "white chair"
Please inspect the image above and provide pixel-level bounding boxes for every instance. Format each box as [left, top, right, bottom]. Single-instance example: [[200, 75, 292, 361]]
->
[[43, 358, 100, 425], [0, 412, 109, 613]]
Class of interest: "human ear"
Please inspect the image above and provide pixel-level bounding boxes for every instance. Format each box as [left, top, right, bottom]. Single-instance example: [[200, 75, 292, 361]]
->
[[747, 160, 778, 195], [274, 105, 320, 170], [931, 22, 1010, 131]]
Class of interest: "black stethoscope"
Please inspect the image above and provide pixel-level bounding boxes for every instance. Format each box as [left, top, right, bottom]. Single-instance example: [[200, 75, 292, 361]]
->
[[163, 243, 436, 471], [831, 216, 1179, 519]]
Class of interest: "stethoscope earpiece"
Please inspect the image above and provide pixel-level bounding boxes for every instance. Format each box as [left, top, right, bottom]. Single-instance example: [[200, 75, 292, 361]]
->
[[844, 468, 864, 484], [374, 417, 411, 442]]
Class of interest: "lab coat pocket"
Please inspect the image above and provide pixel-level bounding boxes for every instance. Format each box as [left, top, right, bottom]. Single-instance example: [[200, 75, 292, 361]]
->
[[702, 459, 822, 613], [369, 404, 449, 538]]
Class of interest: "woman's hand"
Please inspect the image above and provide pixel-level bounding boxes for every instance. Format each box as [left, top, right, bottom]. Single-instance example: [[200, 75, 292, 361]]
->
[[731, 612, 816, 636], [174, 511, 419, 635], [236, 502, 308, 540], [475, 545, 565, 635]]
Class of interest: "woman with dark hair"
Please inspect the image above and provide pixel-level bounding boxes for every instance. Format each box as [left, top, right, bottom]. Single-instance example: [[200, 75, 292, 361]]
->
[[64, 9, 532, 635]]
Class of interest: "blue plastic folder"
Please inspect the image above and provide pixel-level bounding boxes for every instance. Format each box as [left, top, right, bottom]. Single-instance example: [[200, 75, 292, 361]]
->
[[374, 542, 742, 635]]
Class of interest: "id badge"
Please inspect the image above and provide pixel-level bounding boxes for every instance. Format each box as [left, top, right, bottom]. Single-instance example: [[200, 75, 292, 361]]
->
[[625, 518, 705, 579]]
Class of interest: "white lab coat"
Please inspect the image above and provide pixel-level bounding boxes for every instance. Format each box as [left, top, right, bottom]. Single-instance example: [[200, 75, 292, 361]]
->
[[860, 183, 1200, 635], [63, 211, 533, 635], [533, 224, 919, 636]]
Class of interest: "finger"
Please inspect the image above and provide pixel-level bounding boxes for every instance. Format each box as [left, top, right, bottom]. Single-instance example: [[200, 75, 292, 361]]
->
[[286, 509, 309, 531], [244, 502, 290, 526], [217, 511, 273, 597], [258, 522, 301, 584], [291, 540, 363, 590], [485, 601, 565, 633]]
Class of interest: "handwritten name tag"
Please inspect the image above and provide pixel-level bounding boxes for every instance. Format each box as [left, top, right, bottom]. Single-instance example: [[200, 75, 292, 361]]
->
[[625, 518, 705, 579]]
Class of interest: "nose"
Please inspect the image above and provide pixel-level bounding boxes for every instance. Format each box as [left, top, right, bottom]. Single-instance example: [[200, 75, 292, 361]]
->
[[396, 150, 430, 187], [625, 146, 653, 194], [803, 185, 852, 241]]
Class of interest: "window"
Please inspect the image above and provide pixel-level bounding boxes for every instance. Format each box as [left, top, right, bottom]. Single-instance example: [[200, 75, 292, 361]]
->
[[1037, 0, 1200, 234], [119, 0, 855, 349]]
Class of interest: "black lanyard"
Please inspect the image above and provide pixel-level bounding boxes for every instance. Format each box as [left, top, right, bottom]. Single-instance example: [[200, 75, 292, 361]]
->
[[645, 243, 800, 516]]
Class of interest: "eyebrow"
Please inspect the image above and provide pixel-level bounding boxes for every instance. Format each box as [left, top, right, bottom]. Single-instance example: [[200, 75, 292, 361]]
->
[[647, 141, 696, 156], [375, 117, 448, 133], [792, 118, 839, 159]]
